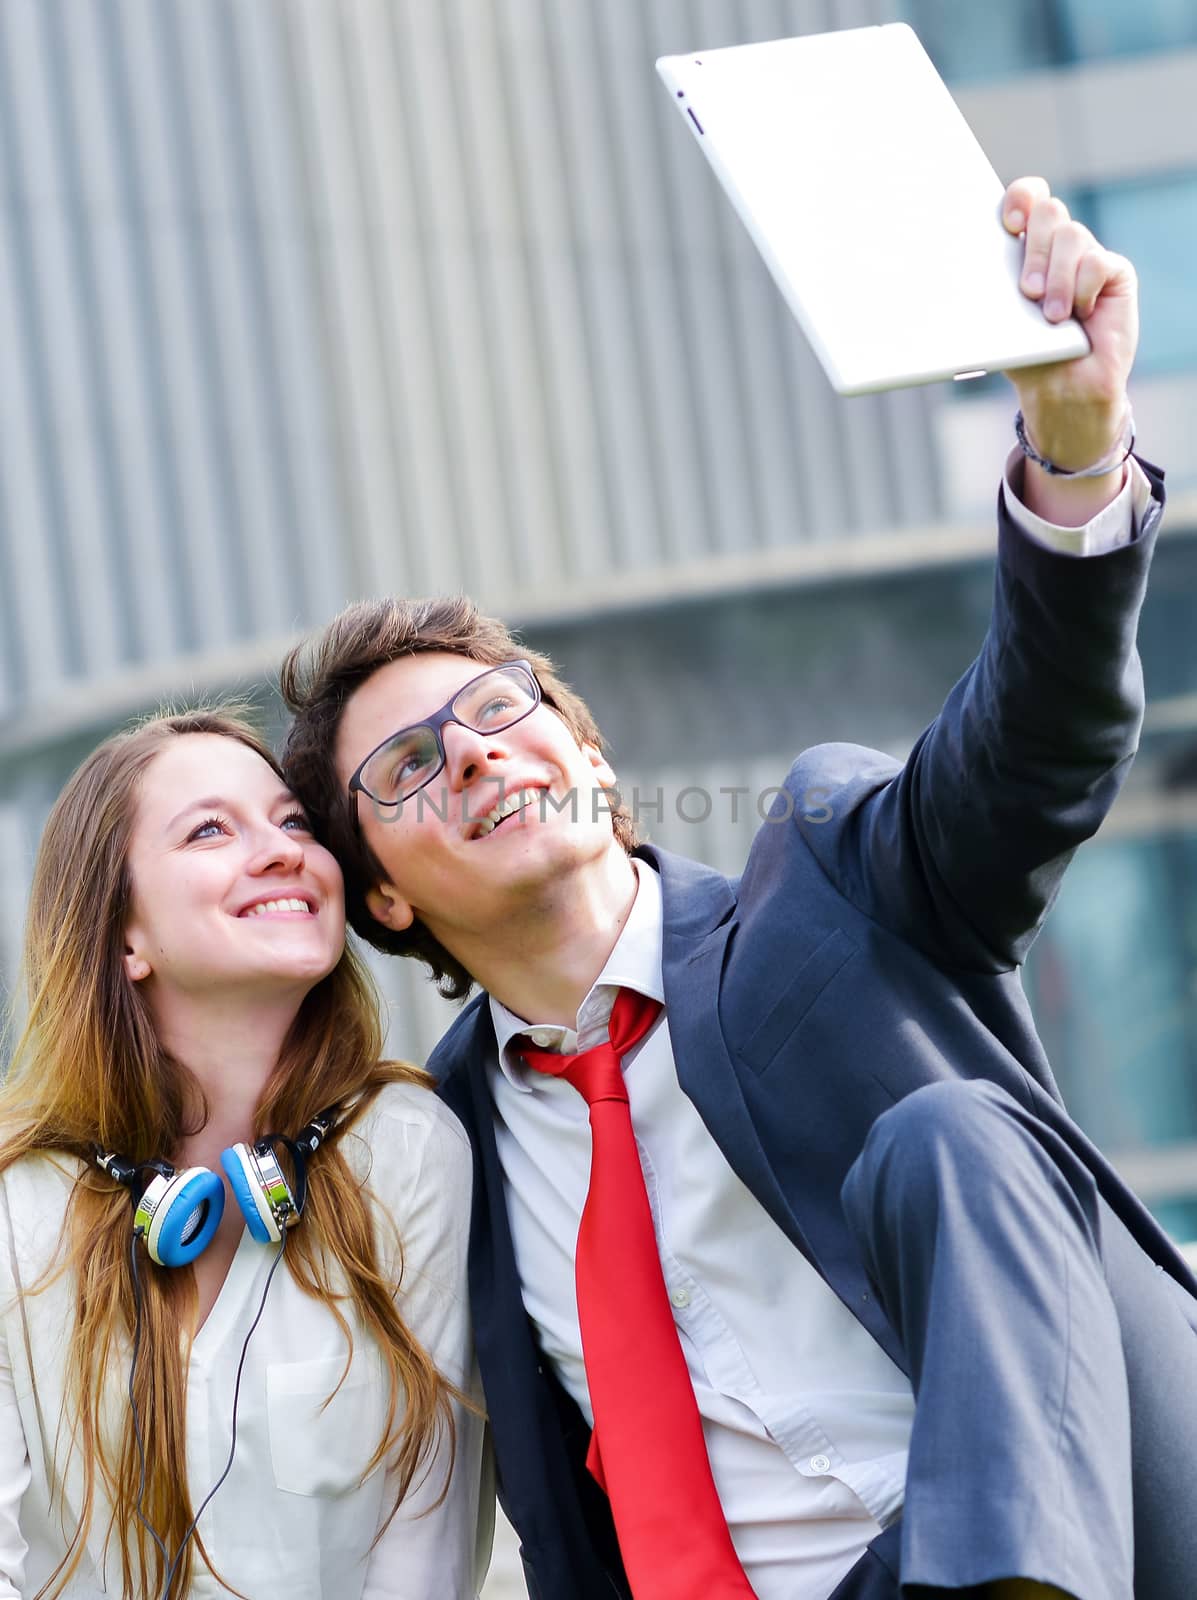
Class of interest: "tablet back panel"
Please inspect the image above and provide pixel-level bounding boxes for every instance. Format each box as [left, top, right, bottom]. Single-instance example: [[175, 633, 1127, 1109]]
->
[[657, 26, 1089, 395]]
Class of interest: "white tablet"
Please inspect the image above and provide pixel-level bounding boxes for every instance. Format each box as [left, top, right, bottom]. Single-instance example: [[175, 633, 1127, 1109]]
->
[[656, 25, 1089, 396]]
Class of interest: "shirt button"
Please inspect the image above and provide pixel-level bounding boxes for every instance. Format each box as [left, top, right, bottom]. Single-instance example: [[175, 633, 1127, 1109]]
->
[[809, 1455, 831, 1475], [529, 1028, 557, 1046], [670, 1288, 691, 1309]]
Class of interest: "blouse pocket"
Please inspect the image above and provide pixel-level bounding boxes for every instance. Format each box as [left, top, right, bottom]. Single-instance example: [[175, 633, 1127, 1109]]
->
[[266, 1349, 386, 1497]]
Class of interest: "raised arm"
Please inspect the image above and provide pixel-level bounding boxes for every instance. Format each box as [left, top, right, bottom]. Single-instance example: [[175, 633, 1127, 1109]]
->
[[787, 180, 1162, 971]]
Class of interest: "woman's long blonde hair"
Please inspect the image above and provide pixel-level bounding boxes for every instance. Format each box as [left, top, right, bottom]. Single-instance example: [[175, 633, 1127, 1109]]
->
[[2, 709, 458, 1599]]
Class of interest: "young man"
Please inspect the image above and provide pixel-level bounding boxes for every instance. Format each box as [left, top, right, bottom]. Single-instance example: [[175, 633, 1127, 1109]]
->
[[281, 180, 1197, 1600]]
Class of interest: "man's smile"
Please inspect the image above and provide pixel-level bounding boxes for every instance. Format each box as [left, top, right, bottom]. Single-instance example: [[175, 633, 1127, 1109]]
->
[[467, 785, 548, 840]]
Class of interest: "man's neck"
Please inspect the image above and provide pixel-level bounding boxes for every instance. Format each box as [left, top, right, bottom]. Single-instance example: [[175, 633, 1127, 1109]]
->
[[458, 848, 640, 1029]]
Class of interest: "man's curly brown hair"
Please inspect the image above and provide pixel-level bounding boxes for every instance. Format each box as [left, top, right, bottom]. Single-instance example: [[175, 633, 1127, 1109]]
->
[[279, 595, 637, 999]]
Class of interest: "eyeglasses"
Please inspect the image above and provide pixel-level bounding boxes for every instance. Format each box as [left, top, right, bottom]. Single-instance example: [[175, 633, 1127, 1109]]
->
[[347, 660, 543, 812]]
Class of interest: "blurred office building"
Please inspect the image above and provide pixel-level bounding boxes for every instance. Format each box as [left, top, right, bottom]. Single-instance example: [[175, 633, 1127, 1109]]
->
[[2, 0, 1196, 1241]]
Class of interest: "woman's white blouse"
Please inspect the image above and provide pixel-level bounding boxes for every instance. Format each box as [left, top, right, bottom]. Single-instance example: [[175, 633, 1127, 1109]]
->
[[0, 1083, 489, 1599]]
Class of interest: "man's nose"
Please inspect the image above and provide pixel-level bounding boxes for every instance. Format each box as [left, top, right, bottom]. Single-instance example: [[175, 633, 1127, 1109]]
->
[[441, 719, 507, 793]]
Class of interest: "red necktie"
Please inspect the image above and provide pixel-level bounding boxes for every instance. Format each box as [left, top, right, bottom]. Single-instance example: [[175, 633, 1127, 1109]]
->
[[519, 988, 757, 1599]]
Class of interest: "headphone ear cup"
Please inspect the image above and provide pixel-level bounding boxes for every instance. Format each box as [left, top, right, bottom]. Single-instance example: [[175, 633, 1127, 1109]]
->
[[221, 1144, 285, 1243], [136, 1168, 225, 1268]]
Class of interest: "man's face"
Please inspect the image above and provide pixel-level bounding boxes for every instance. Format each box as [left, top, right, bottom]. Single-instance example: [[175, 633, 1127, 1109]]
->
[[335, 652, 620, 946]]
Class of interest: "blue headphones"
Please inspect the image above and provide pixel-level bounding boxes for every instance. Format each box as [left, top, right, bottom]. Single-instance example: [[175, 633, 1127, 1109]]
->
[[93, 1107, 338, 1268]]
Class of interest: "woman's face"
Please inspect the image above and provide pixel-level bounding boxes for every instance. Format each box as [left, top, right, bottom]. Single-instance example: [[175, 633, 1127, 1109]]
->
[[122, 734, 346, 1005]]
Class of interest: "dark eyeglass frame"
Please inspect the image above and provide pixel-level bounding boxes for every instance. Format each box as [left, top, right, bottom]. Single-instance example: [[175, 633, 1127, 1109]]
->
[[347, 659, 543, 819]]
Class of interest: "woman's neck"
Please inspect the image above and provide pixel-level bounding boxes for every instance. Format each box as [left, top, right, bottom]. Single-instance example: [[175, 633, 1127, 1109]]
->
[[147, 988, 302, 1156]]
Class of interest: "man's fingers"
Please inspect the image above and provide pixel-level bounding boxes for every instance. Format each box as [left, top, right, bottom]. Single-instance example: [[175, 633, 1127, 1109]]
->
[[1041, 221, 1099, 321], [1019, 195, 1070, 299], [1003, 178, 1140, 430], [1005, 181, 1136, 328], [1074, 247, 1115, 321], [1002, 175, 1051, 235]]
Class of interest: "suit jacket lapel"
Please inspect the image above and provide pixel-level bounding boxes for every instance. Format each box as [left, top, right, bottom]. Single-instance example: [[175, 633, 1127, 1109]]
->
[[433, 1010, 541, 1516], [432, 1003, 629, 1597], [640, 844, 905, 1369], [638, 845, 814, 1257]]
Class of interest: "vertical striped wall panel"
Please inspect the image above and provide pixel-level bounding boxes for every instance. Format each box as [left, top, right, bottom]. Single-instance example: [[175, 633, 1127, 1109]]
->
[[0, 0, 938, 730]]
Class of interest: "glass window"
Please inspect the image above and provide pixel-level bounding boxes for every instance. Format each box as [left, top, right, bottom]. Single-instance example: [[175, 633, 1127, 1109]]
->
[[1024, 829, 1197, 1241], [896, 0, 1062, 84], [897, 0, 1197, 83], [1057, 0, 1197, 64], [1085, 175, 1197, 377]]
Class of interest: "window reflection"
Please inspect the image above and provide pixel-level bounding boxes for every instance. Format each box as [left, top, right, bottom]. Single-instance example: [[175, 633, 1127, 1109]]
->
[[1057, 0, 1197, 63], [1082, 176, 1197, 376], [899, 0, 1197, 82], [1025, 830, 1197, 1238]]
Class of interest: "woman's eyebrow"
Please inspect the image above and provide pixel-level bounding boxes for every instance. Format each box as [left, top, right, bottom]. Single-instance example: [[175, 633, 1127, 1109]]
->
[[163, 795, 231, 834], [163, 788, 302, 836]]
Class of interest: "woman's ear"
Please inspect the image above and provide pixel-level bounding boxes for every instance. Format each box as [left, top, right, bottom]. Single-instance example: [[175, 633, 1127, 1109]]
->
[[123, 942, 152, 983]]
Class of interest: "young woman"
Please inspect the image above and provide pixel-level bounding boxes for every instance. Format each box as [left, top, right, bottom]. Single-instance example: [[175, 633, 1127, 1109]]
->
[[0, 709, 485, 1599]]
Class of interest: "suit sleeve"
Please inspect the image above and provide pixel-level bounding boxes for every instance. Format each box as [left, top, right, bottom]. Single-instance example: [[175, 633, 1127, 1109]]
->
[[788, 461, 1165, 972]]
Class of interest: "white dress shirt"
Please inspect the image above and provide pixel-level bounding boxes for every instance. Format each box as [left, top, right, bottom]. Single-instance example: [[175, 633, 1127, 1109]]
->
[[0, 1084, 488, 1600], [1000, 449, 1152, 556], [488, 464, 1151, 1599]]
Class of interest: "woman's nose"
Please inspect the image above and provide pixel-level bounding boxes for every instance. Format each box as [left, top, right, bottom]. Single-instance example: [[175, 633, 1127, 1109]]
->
[[249, 826, 306, 874]]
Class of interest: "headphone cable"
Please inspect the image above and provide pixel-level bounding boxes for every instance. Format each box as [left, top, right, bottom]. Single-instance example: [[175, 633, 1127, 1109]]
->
[[128, 1231, 290, 1600]]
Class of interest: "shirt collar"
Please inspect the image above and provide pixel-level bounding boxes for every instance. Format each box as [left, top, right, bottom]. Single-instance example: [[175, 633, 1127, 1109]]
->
[[489, 859, 665, 1091]]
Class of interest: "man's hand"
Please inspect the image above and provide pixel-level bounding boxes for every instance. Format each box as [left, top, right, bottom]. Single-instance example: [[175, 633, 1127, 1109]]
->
[[1000, 177, 1138, 525]]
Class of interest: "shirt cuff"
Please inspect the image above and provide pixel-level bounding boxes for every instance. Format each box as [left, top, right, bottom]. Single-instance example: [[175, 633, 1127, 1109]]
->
[[1001, 448, 1153, 557]]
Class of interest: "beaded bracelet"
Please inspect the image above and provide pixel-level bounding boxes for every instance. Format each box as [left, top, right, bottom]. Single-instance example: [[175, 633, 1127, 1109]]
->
[[1014, 408, 1135, 478]]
